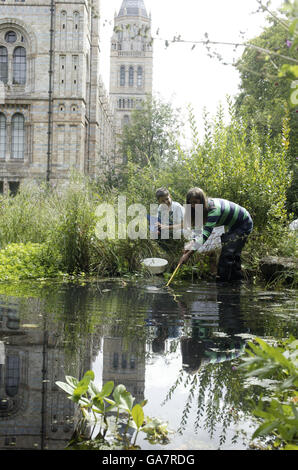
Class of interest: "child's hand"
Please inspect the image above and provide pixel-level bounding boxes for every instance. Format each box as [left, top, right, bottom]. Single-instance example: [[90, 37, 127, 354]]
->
[[184, 241, 195, 251], [156, 222, 168, 230]]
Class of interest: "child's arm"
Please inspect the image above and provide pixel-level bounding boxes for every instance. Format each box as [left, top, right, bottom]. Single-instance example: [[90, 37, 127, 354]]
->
[[179, 250, 194, 265]]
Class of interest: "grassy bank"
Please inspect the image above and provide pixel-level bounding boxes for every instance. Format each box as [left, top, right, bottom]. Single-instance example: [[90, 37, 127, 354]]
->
[[0, 177, 296, 288], [0, 104, 296, 287]]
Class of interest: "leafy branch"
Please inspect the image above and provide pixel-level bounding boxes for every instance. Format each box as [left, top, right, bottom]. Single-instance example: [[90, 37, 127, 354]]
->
[[112, 0, 298, 79], [238, 336, 298, 450]]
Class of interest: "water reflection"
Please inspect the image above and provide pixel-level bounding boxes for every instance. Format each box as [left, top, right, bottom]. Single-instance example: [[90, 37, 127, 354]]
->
[[180, 287, 247, 373], [0, 279, 296, 450]]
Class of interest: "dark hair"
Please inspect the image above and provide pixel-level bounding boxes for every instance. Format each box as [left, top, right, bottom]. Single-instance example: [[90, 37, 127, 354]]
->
[[186, 187, 209, 226], [155, 187, 170, 200]]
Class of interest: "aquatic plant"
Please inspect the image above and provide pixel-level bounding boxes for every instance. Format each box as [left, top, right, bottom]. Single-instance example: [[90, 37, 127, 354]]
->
[[56, 370, 171, 450], [239, 336, 298, 450]]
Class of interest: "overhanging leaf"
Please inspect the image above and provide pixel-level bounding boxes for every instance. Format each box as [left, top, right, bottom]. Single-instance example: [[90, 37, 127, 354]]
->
[[252, 420, 279, 439], [119, 390, 135, 412], [113, 384, 126, 404], [56, 381, 75, 395], [132, 404, 144, 429], [101, 381, 114, 397]]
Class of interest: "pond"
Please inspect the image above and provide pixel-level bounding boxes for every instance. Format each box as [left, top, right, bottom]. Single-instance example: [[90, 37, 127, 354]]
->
[[0, 277, 297, 451]]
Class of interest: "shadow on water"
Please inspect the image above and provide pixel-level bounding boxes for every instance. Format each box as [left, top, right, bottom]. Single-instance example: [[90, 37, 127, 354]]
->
[[0, 278, 296, 450]]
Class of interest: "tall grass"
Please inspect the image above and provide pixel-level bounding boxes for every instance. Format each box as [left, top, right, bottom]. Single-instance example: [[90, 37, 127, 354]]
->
[[0, 174, 163, 277], [0, 100, 294, 282]]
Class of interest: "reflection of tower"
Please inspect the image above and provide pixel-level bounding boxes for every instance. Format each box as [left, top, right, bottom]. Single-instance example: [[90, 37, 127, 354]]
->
[[146, 293, 183, 357], [102, 326, 145, 403]]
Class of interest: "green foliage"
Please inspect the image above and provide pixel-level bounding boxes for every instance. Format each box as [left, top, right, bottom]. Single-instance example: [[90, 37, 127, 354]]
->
[[0, 176, 99, 275], [118, 94, 183, 171], [0, 93, 294, 284], [0, 182, 53, 246], [119, 98, 294, 284], [239, 337, 298, 449], [0, 174, 172, 280], [46, 177, 97, 274], [56, 371, 171, 450], [235, 19, 296, 133], [234, 12, 298, 215], [90, 237, 163, 277], [0, 242, 62, 281]]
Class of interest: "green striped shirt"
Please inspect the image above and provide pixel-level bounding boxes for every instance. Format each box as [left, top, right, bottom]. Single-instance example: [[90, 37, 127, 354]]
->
[[202, 198, 251, 243]]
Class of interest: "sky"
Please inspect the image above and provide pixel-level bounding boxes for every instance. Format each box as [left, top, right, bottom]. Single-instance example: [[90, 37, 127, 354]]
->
[[99, 0, 284, 139]]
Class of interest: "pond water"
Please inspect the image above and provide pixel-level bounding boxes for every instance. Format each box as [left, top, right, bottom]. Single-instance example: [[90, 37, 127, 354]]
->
[[0, 278, 297, 450]]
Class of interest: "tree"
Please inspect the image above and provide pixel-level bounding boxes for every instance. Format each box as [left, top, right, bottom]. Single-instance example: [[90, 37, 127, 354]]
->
[[234, 16, 298, 215], [235, 19, 296, 135], [119, 95, 183, 168]]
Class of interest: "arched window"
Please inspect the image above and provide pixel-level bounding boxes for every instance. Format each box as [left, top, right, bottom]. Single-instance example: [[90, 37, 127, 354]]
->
[[129, 66, 134, 86], [137, 66, 143, 87], [120, 65, 125, 86], [61, 11, 67, 30], [73, 11, 79, 31], [5, 31, 17, 44], [0, 47, 8, 84], [13, 47, 26, 85], [0, 113, 6, 159], [11, 113, 25, 159]]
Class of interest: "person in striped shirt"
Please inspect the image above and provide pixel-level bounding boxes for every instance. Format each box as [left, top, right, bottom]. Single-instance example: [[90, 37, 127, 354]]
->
[[179, 187, 253, 282]]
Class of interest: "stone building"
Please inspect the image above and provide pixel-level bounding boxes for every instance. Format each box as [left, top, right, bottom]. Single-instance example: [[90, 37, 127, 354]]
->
[[0, 0, 153, 192], [0, 0, 116, 192], [109, 0, 153, 135]]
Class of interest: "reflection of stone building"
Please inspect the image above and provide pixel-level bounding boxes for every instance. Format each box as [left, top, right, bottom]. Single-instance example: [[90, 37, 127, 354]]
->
[[102, 327, 145, 403], [0, 297, 88, 450]]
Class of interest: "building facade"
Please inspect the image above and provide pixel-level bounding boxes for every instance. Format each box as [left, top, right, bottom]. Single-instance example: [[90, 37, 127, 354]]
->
[[0, 0, 153, 192], [109, 0, 153, 135], [0, 0, 116, 192]]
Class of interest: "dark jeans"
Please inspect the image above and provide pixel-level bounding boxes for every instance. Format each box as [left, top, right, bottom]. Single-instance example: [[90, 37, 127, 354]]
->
[[217, 218, 253, 282]]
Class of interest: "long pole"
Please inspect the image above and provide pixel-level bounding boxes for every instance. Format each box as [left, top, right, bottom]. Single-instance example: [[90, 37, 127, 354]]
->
[[165, 262, 181, 287]]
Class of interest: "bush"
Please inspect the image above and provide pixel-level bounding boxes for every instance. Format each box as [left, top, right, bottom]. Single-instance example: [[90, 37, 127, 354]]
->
[[0, 242, 62, 281], [239, 337, 298, 450]]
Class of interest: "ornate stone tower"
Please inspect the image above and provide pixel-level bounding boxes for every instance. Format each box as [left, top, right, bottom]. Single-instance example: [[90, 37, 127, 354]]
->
[[109, 0, 153, 134]]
